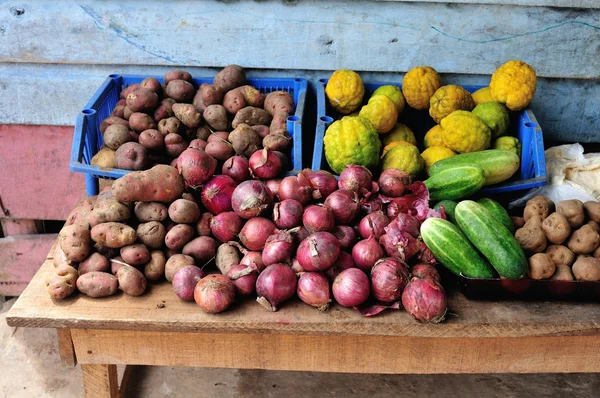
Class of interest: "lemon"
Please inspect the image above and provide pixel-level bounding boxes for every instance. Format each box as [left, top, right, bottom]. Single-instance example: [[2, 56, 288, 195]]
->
[[440, 110, 491, 153], [421, 146, 456, 173], [359, 95, 398, 134], [494, 136, 521, 156], [423, 125, 444, 149], [372, 85, 405, 113], [382, 123, 416, 147], [490, 60, 536, 111], [325, 70, 365, 114], [402, 66, 442, 110], [324, 116, 380, 174], [472, 87, 495, 105], [472, 102, 510, 139], [381, 140, 413, 158], [429, 85, 475, 123], [381, 142, 424, 177]]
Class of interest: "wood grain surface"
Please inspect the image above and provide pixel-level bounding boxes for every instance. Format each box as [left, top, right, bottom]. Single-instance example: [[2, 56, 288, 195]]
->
[[81, 364, 119, 398]]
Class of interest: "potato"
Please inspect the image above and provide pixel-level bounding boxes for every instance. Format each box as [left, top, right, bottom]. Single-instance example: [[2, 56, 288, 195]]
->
[[240, 85, 265, 107], [46, 264, 78, 299], [110, 256, 127, 275], [123, 106, 134, 121], [203, 104, 229, 130], [91, 222, 137, 248], [93, 243, 119, 259], [144, 250, 166, 281], [59, 224, 92, 262], [207, 131, 229, 143], [545, 245, 575, 267], [189, 139, 207, 150], [126, 87, 159, 113], [112, 165, 185, 203], [232, 106, 272, 129], [165, 254, 195, 282], [172, 265, 205, 301], [528, 253, 555, 280], [222, 87, 246, 114], [198, 83, 225, 107], [76, 271, 119, 297], [182, 236, 217, 263], [100, 116, 129, 134], [213, 64, 246, 92], [166, 79, 196, 103], [584, 201, 600, 222], [164, 133, 188, 158], [140, 77, 162, 93], [196, 212, 213, 236], [120, 243, 151, 265], [120, 83, 140, 100], [165, 224, 195, 250], [91, 147, 117, 169], [264, 91, 295, 116], [550, 264, 574, 281], [103, 124, 132, 150], [215, 242, 241, 275], [567, 224, 600, 254], [196, 125, 211, 141], [158, 117, 182, 136], [595, 246, 600, 259], [586, 221, 600, 233], [269, 112, 289, 135], [541, 212, 571, 244], [251, 125, 271, 138], [115, 142, 149, 171], [173, 103, 203, 128], [523, 196, 554, 222], [134, 202, 168, 222], [136, 221, 166, 249], [65, 198, 96, 229], [164, 70, 192, 84], [79, 253, 110, 275], [129, 112, 157, 133], [153, 98, 175, 121], [138, 129, 165, 152], [515, 217, 547, 254], [117, 265, 147, 296], [92, 198, 130, 223], [112, 105, 125, 119], [53, 246, 76, 269], [572, 256, 600, 281], [263, 133, 291, 151], [557, 199, 585, 228], [205, 140, 235, 161], [229, 123, 262, 157], [168, 199, 201, 224]]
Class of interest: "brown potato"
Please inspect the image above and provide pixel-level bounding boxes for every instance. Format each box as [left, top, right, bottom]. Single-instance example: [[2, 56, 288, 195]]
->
[[232, 106, 272, 129], [213, 64, 246, 93], [199, 83, 224, 107], [153, 98, 175, 121], [91, 147, 117, 169], [528, 253, 556, 280], [196, 212, 213, 236], [173, 103, 203, 128], [164, 70, 192, 84], [572, 256, 600, 281], [215, 242, 241, 275], [196, 126, 211, 141], [59, 224, 92, 262], [557, 199, 585, 228], [126, 87, 159, 113], [91, 222, 137, 248], [140, 77, 162, 93], [93, 243, 119, 259], [92, 198, 130, 223], [264, 91, 295, 116], [103, 124, 132, 150], [203, 104, 229, 130], [112, 165, 185, 203], [594, 246, 600, 259], [252, 125, 271, 138], [550, 264, 574, 281], [165, 224, 195, 250], [79, 253, 110, 275], [120, 243, 151, 265], [137, 221, 166, 249], [117, 265, 148, 296], [100, 116, 129, 134], [545, 245, 575, 267], [584, 201, 600, 222], [515, 217, 547, 254], [138, 129, 165, 152], [228, 123, 262, 157], [129, 112, 157, 132], [144, 250, 166, 281], [112, 104, 125, 119], [123, 106, 134, 121], [166, 79, 196, 103], [158, 117, 181, 136], [222, 87, 246, 114], [168, 199, 201, 224], [164, 133, 189, 158], [523, 196, 554, 222], [586, 221, 600, 233], [165, 254, 195, 282], [76, 271, 119, 297], [46, 264, 78, 299], [115, 142, 149, 171], [134, 202, 168, 222], [567, 224, 600, 254], [263, 133, 291, 151], [541, 212, 571, 244], [240, 86, 265, 107]]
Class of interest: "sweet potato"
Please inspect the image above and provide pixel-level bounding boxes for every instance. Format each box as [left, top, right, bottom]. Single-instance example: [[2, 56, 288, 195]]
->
[[165, 254, 195, 282], [126, 87, 159, 113], [59, 224, 92, 262], [164, 70, 192, 84], [168, 199, 201, 224], [137, 221, 166, 249], [166, 79, 196, 103], [557, 199, 585, 228], [158, 117, 182, 136], [120, 83, 140, 100], [91, 222, 137, 248], [138, 129, 165, 152], [100, 116, 129, 134], [572, 256, 600, 281], [120, 243, 151, 265], [550, 264, 574, 281], [541, 212, 571, 245], [213, 64, 246, 93], [165, 224, 195, 250], [46, 264, 78, 299], [584, 201, 600, 223], [203, 104, 229, 130], [140, 77, 162, 93], [232, 106, 272, 128], [263, 133, 291, 151], [205, 140, 235, 161], [528, 253, 555, 280], [523, 196, 554, 222], [65, 198, 96, 229], [117, 265, 147, 296], [144, 250, 166, 281], [228, 123, 262, 157], [79, 253, 110, 275], [134, 201, 168, 222], [567, 224, 600, 254], [173, 103, 203, 128], [92, 198, 130, 223], [76, 271, 119, 297], [515, 217, 547, 254], [103, 124, 132, 150], [129, 112, 157, 133], [264, 91, 295, 116], [215, 242, 241, 275], [196, 212, 213, 236], [154, 98, 175, 121], [182, 236, 217, 263], [545, 245, 575, 267], [112, 165, 185, 203], [115, 142, 149, 170]]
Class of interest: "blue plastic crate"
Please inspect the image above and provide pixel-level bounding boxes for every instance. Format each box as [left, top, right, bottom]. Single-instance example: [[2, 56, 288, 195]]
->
[[70, 75, 308, 195], [313, 79, 547, 195]]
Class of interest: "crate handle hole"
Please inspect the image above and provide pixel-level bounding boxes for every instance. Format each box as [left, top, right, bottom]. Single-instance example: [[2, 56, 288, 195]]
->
[[525, 122, 538, 128], [319, 78, 328, 84], [109, 74, 121, 79], [287, 115, 301, 122], [320, 116, 334, 123], [294, 78, 303, 82], [82, 109, 96, 115]]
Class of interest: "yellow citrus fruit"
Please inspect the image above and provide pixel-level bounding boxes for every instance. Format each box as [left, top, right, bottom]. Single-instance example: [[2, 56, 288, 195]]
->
[[381, 142, 425, 177], [429, 85, 475, 123], [440, 110, 491, 153], [421, 146, 456, 173], [324, 116, 380, 174], [372, 85, 405, 113], [382, 123, 416, 147], [325, 70, 365, 114], [381, 140, 413, 158], [423, 125, 444, 149], [494, 136, 521, 156], [402, 66, 442, 110], [472, 102, 510, 139], [490, 60, 536, 111], [472, 87, 495, 105], [359, 95, 398, 134]]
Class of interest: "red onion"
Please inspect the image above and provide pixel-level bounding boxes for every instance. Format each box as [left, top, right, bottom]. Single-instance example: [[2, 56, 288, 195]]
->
[[332, 268, 370, 307], [201, 175, 237, 215], [278, 175, 312, 205], [352, 236, 385, 271], [256, 264, 297, 311], [240, 251, 266, 273], [222, 156, 250, 182], [338, 165, 373, 195], [231, 180, 273, 219], [262, 231, 295, 266], [297, 232, 341, 271], [194, 274, 236, 314], [303, 205, 335, 233], [325, 251, 356, 280], [265, 179, 282, 197], [324, 190, 360, 224], [196, 212, 213, 237], [411, 263, 441, 284], [272, 151, 289, 170], [177, 147, 217, 188], [379, 214, 421, 261], [294, 226, 310, 246], [401, 278, 447, 323], [379, 169, 412, 197], [172, 265, 206, 302], [305, 169, 338, 200], [371, 258, 409, 303], [273, 199, 303, 229], [226, 264, 258, 296], [297, 272, 331, 311], [333, 225, 357, 250], [239, 217, 276, 251], [358, 211, 390, 239], [291, 258, 305, 275], [210, 212, 244, 242], [361, 195, 384, 214], [249, 149, 282, 180]]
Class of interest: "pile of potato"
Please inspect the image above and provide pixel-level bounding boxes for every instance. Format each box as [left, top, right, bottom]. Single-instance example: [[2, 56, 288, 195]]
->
[[91, 65, 294, 170], [512, 196, 600, 281]]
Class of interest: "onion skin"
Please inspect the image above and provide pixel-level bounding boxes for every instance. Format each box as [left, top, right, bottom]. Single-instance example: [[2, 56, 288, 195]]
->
[[262, 231, 295, 266], [266, 179, 282, 197], [332, 268, 370, 307], [361, 196, 384, 214], [177, 147, 217, 188], [201, 175, 238, 215], [226, 264, 259, 296], [297, 232, 341, 271], [303, 205, 335, 233], [278, 175, 313, 205], [297, 272, 331, 311], [401, 278, 447, 323], [294, 226, 310, 246], [325, 251, 356, 280], [324, 189, 360, 224], [222, 156, 250, 182], [256, 264, 298, 312], [231, 180, 273, 219], [371, 258, 409, 303], [351, 236, 385, 271], [239, 217, 276, 251], [172, 265, 206, 301], [210, 212, 244, 242], [358, 211, 390, 239], [379, 169, 412, 198], [193, 274, 236, 314], [411, 263, 441, 284], [306, 169, 338, 200], [291, 258, 305, 275], [249, 149, 282, 180], [338, 164, 373, 195], [333, 225, 357, 251], [273, 199, 303, 229], [240, 251, 266, 273]]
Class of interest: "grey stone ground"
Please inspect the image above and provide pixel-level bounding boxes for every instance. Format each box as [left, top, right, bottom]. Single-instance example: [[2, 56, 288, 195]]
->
[[2, 298, 598, 398]]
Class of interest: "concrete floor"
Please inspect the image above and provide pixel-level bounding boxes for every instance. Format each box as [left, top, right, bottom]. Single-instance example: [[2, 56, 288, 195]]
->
[[2, 298, 599, 398]]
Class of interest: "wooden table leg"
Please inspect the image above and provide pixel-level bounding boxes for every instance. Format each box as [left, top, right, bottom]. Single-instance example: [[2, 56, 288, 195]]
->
[[82, 364, 119, 398]]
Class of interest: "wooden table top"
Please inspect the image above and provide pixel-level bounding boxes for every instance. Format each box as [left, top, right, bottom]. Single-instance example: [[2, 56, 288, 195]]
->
[[7, 243, 600, 338]]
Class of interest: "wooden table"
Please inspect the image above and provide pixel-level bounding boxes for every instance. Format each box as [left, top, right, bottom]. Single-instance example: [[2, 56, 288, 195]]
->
[[6, 244, 600, 398]]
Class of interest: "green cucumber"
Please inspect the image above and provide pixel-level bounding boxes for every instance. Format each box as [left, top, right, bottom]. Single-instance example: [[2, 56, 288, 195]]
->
[[429, 150, 520, 185], [433, 200, 457, 223], [424, 164, 485, 202], [455, 200, 528, 280], [477, 198, 515, 233], [420, 218, 495, 278]]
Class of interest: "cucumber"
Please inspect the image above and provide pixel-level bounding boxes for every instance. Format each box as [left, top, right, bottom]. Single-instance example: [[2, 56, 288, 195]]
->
[[429, 150, 520, 185], [424, 164, 485, 202], [420, 218, 495, 278], [477, 198, 515, 233], [433, 200, 457, 223], [455, 200, 528, 280]]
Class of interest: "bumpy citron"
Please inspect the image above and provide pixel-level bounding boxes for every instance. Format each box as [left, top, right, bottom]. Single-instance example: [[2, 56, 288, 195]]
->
[[372, 85, 405, 113], [423, 125, 444, 149], [490, 60, 536, 111], [325, 70, 365, 114], [472, 87, 495, 105], [494, 136, 521, 156], [472, 102, 510, 139], [421, 146, 456, 173], [381, 140, 412, 158], [382, 123, 416, 147], [359, 95, 398, 134], [381, 142, 424, 176], [429, 85, 475, 123], [440, 110, 491, 153], [324, 116, 381, 174], [402, 66, 442, 110]]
